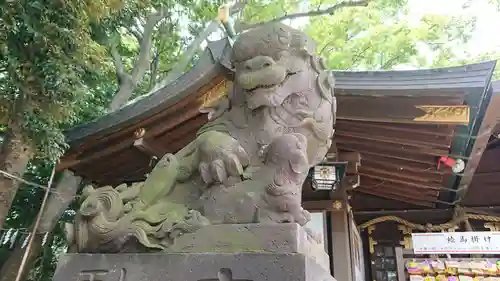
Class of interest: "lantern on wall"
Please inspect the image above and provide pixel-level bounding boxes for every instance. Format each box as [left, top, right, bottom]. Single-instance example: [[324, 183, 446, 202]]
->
[[310, 162, 347, 191]]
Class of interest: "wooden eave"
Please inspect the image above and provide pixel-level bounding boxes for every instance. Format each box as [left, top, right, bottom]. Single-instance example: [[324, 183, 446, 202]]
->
[[64, 39, 232, 149], [57, 38, 497, 210], [334, 63, 497, 208], [461, 81, 500, 206]]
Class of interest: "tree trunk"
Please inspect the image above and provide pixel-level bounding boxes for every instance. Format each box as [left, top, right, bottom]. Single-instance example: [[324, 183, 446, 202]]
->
[[107, 78, 135, 112], [0, 122, 32, 228], [0, 170, 81, 280], [37, 171, 81, 232]]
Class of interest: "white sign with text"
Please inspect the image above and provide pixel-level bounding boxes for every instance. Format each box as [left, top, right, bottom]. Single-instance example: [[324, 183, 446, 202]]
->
[[412, 232, 500, 254]]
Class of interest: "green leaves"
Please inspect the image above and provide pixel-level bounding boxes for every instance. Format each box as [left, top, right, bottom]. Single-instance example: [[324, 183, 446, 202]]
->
[[303, 0, 486, 71], [0, 0, 110, 159]]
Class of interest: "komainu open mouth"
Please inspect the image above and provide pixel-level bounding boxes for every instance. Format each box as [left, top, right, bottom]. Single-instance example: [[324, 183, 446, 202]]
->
[[247, 72, 297, 92]]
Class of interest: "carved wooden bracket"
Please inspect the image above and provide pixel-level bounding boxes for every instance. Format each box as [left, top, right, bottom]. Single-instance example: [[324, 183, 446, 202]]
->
[[485, 222, 500, 231], [132, 128, 164, 163], [134, 128, 165, 167], [397, 225, 413, 249], [332, 200, 343, 210], [367, 225, 377, 254], [133, 138, 164, 158]]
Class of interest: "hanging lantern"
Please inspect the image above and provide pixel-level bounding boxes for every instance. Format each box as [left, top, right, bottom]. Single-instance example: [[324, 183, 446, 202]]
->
[[310, 162, 347, 191]]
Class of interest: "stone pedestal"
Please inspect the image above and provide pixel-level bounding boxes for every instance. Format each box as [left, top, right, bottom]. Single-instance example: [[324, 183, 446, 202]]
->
[[53, 223, 336, 281]]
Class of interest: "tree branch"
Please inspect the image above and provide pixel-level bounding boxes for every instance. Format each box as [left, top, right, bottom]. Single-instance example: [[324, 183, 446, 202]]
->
[[109, 43, 129, 82], [108, 7, 170, 111], [127, 27, 143, 43], [319, 40, 336, 55], [349, 45, 371, 68], [380, 54, 404, 69], [131, 7, 170, 83], [149, 20, 220, 93], [241, 0, 371, 30], [149, 1, 248, 93]]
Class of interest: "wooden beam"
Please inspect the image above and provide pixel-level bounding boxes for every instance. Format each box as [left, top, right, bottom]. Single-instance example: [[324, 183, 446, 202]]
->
[[337, 119, 454, 138], [356, 188, 435, 207], [354, 208, 453, 216], [56, 139, 133, 171], [361, 156, 445, 177], [353, 206, 500, 216], [336, 144, 436, 165], [336, 95, 468, 125], [357, 166, 441, 185], [336, 131, 451, 151], [357, 172, 445, 190], [360, 179, 439, 197], [336, 136, 448, 157], [359, 184, 438, 202], [303, 200, 337, 211], [337, 151, 361, 174]]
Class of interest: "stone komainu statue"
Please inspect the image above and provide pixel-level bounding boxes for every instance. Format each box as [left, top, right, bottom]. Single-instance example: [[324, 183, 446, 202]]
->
[[65, 22, 336, 253]]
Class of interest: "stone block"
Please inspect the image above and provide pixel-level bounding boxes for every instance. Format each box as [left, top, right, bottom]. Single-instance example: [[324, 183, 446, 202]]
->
[[53, 223, 335, 281], [165, 223, 329, 270], [53, 252, 336, 281]]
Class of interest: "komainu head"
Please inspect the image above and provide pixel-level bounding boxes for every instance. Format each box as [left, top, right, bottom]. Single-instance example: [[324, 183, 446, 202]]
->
[[230, 22, 336, 166], [230, 22, 334, 111]]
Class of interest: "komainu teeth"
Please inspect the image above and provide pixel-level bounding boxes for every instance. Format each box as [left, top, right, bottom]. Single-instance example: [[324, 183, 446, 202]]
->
[[248, 72, 296, 92]]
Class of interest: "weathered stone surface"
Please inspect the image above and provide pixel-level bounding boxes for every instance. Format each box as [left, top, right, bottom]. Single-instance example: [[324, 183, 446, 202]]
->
[[53, 252, 335, 281], [65, 22, 336, 253], [165, 223, 330, 271]]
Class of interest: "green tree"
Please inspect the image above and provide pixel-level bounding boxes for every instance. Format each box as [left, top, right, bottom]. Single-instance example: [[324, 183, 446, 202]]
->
[[0, 0, 115, 228], [0, 1, 245, 280], [0, 0, 123, 277], [313, 10, 474, 69]]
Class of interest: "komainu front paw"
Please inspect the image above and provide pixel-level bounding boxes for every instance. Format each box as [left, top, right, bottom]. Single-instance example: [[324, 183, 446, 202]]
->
[[198, 131, 250, 185]]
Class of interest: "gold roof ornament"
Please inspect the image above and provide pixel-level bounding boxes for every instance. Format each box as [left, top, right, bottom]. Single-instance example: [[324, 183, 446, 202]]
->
[[413, 105, 470, 125]]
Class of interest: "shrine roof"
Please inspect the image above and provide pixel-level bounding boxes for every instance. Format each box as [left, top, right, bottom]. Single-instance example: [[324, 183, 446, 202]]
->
[[57, 38, 498, 211], [64, 39, 231, 147]]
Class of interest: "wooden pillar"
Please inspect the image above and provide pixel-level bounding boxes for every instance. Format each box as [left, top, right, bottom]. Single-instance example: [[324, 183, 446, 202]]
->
[[330, 203, 353, 281]]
